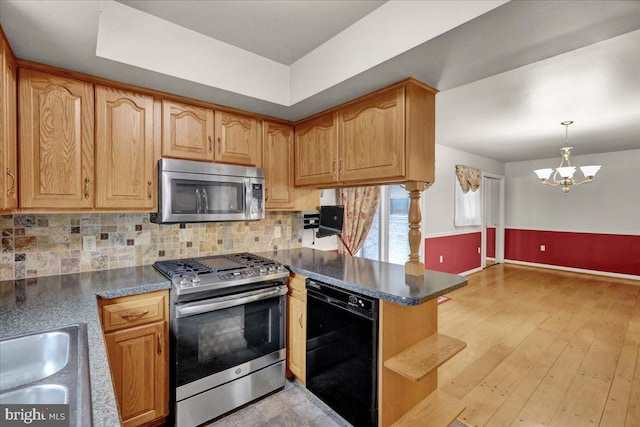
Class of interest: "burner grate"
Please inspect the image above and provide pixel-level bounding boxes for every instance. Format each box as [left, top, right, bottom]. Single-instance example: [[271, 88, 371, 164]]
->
[[154, 259, 213, 278]]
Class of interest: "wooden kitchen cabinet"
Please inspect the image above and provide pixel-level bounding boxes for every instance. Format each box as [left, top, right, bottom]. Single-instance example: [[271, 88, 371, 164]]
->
[[263, 120, 319, 211], [263, 121, 294, 209], [161, 99, 214, 161], [19, 69, 95, 209], [99, 290, 169, 427], [294, 78, 437, 188], [215, 110, 261, 166], [0, 30, 17, 212], [294, 112, 338, 187], [338, 87, 405, 183], [287, 274, 307, 384], [95, 85, 157, 210]]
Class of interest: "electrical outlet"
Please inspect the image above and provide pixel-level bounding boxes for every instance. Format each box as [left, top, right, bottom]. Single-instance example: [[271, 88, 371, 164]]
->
[[83, 236, 97, 252], [439, 255, 444, 263], [274, 226, 281, 238], [540, 244, 546, 252]]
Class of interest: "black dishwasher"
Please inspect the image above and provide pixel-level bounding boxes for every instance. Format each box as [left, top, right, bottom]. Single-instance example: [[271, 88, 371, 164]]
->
[[306, 279, 378, 426]]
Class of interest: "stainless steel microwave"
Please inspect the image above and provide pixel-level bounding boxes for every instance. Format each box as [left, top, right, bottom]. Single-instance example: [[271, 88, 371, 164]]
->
[[151, 159, 265, 224]]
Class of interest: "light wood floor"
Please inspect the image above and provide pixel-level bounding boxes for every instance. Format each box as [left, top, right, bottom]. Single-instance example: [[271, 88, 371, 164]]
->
[[438, 264, 640, 427]]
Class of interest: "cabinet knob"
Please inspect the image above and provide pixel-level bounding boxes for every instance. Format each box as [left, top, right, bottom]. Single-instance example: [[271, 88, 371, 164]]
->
[[157, 332, 163, 355], [331, 159, 336, 175], [208, 136, 213, 153], [84, 177, 90, 199], [217, 137, 222, 155], [339, 158, 343, 174], [6, 169, 16, 196], [298, 312, 303, 328], [147, 180, 152, 200]]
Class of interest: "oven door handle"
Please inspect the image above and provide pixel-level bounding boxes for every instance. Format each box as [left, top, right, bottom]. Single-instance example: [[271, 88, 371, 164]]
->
[[175, 285, 288, 318]]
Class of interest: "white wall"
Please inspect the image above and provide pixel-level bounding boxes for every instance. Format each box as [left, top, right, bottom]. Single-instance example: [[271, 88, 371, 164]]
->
[[423, 144, 505, 236], [505, 149, 640, 234]]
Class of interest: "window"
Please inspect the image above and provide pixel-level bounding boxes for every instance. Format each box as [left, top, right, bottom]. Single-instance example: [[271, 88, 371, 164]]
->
[[359, 185, 411, 265]]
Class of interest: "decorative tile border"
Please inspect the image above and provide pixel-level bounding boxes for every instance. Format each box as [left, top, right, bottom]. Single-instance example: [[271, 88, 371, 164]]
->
[[0, 212, 303, 281]]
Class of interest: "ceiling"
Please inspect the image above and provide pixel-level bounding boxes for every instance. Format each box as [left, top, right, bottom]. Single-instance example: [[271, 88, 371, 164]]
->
[[1, 0, 639, 163]]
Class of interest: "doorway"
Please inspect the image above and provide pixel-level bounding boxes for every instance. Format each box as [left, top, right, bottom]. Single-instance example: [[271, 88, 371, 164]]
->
[[482, 174, 504, 268]]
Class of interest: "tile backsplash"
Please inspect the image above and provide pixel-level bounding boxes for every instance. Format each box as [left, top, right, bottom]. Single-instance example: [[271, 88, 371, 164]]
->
[[1, 212, 302, 281]]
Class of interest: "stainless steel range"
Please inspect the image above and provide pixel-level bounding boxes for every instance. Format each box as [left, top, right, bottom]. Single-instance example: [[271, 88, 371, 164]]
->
[[154, 253, 289, 427]]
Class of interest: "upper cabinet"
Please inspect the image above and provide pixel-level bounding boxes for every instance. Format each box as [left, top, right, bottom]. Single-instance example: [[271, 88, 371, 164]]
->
[[294, 112, 337, 187], [264, 121, 319, 211], [0, 31, 18, 212], [214, 110, 261, 167], [263, 121, 294, 209], [95, 86, 157, 210], [294, 79, 437, 188], [19, 69, 95, 209], [161, 99, 214, 161], [338, 87, 405, 183]]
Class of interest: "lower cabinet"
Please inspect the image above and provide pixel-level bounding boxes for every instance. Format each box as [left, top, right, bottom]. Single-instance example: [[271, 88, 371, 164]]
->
[[287, 274, 307, 384], [99, 290, 169, 427]]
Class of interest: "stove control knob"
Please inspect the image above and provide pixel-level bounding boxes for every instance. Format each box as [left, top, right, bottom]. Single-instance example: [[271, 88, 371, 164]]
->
[[179, 275, 189, 285], [267, 265, 275, 272], [191, 275, 201, 283], [276, 264, 285, 272], [259, 266, 266, 274]]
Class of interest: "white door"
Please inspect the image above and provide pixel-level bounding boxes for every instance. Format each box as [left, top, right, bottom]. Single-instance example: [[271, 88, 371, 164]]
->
[[482, 175, 505, 267]]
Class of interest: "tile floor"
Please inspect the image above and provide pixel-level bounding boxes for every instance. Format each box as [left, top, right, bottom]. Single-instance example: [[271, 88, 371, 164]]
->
[[206, 378, 351, 427], [206, 378, 468, 427]]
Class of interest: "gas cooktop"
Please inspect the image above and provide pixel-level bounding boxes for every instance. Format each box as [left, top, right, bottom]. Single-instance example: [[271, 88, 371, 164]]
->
[[154, 252, 289, 295]]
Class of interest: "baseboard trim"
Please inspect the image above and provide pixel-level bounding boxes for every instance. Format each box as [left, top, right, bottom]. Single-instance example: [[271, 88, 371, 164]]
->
[[504, 259, 640, 282], [459, 266, 483, 276]]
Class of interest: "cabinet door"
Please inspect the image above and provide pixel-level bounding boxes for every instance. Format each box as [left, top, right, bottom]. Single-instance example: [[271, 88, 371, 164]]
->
[[263, 121, 294, 209], [105, 321, 168, 426], [95, 86, 156, 210], [294, 112, 338, 187], [287, 294, 306, 384], [0, 36, 17, 211], [215, 110, 261, 166], [338, 87, 405, 183], [161, 99, 214, 161], [19, 70, 94, 209]]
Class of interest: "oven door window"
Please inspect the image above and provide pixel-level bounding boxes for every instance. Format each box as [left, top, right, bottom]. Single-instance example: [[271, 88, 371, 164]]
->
[[175, 296, 284, 387], [171, 179, 244, 215]]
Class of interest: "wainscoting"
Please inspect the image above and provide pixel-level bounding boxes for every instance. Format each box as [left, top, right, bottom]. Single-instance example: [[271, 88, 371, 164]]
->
[[505, 228, 640, 278], [424, 232, 481, 275]]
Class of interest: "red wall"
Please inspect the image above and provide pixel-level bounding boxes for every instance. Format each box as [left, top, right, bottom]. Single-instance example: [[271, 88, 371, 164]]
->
[[424, 232, 481, 274], [486, 227, 496, 258], [505, 229, 640, 276]]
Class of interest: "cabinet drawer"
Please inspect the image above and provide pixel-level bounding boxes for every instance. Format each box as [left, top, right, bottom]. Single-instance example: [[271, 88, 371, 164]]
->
[[289, 275, 306, 300], [101, 291, 167, 333]]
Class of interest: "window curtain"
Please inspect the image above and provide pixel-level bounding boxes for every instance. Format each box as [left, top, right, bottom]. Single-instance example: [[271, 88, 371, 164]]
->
[[454, 165, 482, 226], [338, 186, 381, 255]]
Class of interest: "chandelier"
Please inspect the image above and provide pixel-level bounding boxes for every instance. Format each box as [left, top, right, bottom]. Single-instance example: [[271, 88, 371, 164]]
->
[[534, 121, 601, 193]]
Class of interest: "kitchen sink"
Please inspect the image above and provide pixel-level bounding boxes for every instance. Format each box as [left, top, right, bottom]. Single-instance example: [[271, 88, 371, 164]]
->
[[0, 324, 91, 426], [0, 384, 68, 404], [0, 330, 70, 391]]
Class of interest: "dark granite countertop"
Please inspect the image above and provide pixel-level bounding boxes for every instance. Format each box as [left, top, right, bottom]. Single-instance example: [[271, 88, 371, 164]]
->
[[0, 248, 466, 426], [0, 266, 170, 427], [261, 248, 467, 306]]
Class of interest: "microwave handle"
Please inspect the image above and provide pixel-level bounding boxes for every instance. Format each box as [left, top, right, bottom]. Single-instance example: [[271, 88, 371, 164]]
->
[[245, 180, 250, 214], [195, 188, 201, 213], [201, 188, 208, 213]]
